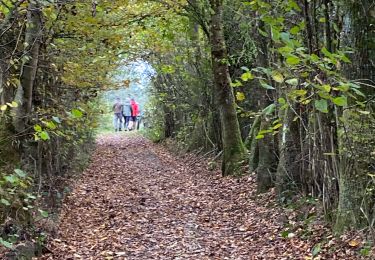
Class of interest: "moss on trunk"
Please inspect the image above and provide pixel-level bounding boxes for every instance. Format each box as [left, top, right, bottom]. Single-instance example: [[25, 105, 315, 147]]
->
[[209, 0, 247, 176]]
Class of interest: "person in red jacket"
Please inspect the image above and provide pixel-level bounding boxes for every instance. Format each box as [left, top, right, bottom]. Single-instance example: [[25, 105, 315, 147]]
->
[[130, 98, 139, 130]]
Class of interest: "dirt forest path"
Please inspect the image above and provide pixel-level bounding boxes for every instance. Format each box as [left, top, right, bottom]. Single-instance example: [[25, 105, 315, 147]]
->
[[40, 134, 360, 259]]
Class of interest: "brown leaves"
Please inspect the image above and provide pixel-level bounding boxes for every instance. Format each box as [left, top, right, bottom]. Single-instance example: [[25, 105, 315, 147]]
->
[[38, 135, 373, 259]]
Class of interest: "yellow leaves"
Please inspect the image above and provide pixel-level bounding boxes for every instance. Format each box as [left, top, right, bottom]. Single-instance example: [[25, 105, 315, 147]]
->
[[236, 92, 245, 101], [348, 239, 360, 247], [7, 78, 20, 88], [272, 71, 284, 83], [1, 101, 18, 111], [240, 71, 254, 81]]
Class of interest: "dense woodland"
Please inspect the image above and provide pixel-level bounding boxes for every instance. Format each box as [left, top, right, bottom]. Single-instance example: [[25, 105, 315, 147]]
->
[[0, 0, 374, 258]]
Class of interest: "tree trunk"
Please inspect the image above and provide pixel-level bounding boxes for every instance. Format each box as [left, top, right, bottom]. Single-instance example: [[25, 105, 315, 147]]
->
[[276, 104, 301, 200], [13, 2, 42, 133], [209, 0, 246, 176], [257, 117, 276, 193], [252, 16, 277, 191], [335, 0, 375, 233], [245, 115, 260, 173]]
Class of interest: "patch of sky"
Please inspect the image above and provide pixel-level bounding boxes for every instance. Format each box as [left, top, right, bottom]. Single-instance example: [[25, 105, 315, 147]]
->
[[102, 60, 155, 114]]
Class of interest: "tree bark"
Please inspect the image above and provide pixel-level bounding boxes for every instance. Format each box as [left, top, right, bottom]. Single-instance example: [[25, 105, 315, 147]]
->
[[245, 115, 260, 173], [335, 0, 375, 233], [13, 2, 42, 132], [276, 104, 302, 199], [209, 0, 246, 175], [257, 117, 276, 193]]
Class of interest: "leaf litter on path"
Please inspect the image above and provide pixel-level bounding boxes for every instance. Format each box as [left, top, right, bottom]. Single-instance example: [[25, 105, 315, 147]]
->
[[39, 134, 373, 259]]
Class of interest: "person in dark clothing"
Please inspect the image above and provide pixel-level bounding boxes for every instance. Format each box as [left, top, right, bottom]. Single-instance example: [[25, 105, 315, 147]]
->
[[112, 97, 123, 131]]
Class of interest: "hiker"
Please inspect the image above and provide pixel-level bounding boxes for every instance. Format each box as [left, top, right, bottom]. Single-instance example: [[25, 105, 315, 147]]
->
[[123, 99, 133, 131], [130, 98, 139, 130], [112, 97, 123, 131]]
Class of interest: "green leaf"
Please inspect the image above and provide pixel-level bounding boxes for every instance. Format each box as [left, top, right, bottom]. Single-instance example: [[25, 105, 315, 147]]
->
[[288, 0, 301, 11], [4, 175, 19, 184], [257, 28, 268, 37], [262, 104, 276, 115], [258, 129, 273, 135], [255, 134, 265, 140], [278, 98, 286, 105], [358, 110, 370, 115], [1, 198, 11, 206], [312, 243, 322, 256], [321, 84, 331, 92], [71, 109, 83, 118], [260, 80, 275, 90], [340, 55, 351, 63], [46, 121, 57, 130], [230, 80, 243, 87], [315, 99, 328, 113], [0, 104, 7, 111], [272, 72, 284, 83], [0, 238, 13, 249], [321, 47, 333, 58], [332, 96, 347, 106], [34, 124, 42, 132], [336, 84, 349, 92], [360, 247, 371, 256], [38, 209, 49, 218], [161, 65, 176, 74], [273, 123, 283, 130], [240, 71, 254, 81], [318, 91, 331, 100], [14, 169, 26, 178], [286, 55, 300, 65], [52, 116, 61, 124], [310, 54, 320, 62], [271, 26, 280, 41], [285, 78, 298, 86], [40, 131, 50, 141], [293, 89, 307, 96], [290, 26, 300, 35], [280, 32, 291, 44], [278, 46, 293, 55], [281, 230, 289, 238], [236, 92, 246, 101]]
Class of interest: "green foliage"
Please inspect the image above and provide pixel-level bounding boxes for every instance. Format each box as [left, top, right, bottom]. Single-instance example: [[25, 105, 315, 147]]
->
[[0, 168, 49, 248], [312, 242, 322, 257]]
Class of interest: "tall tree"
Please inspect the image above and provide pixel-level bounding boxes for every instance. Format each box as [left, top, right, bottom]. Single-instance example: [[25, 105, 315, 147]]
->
[[208, 0, 246, 175], [13, 1, 42, 133]]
